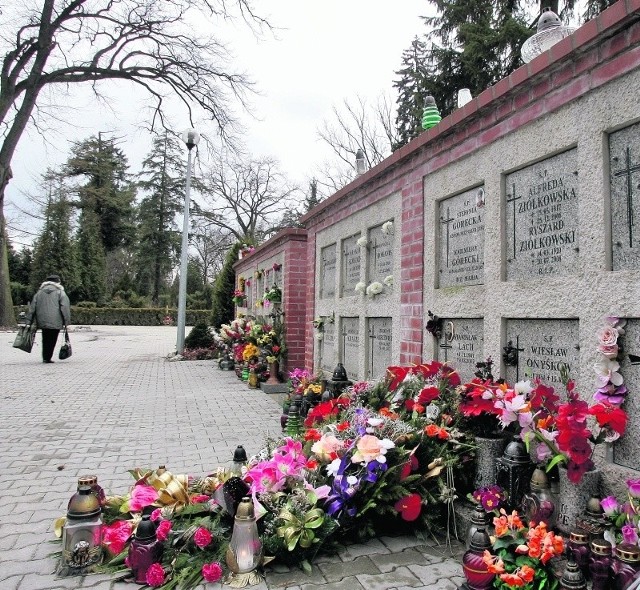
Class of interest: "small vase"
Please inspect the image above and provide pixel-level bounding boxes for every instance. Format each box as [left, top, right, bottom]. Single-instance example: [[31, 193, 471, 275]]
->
[[266, 360, 281, 384], [473, 435, 508, 489], [556, 468, 600, 534]]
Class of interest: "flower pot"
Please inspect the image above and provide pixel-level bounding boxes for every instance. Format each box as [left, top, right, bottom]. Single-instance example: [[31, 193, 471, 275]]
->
[[556, 467, 600, 534], [266, 360, 281, 384], [473, 435, 508, 489]]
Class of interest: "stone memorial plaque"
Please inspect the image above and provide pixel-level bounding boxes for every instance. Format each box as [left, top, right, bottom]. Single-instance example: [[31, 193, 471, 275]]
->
[[437, 318, 484, 381], [505, 319, 579, 388], [613, 318, 640, 471], [505, 150, 579, 281], [367, 225, 394, 284], [438, 187, 485, 287], [341, 235, 361, 296], [320, 245, 337, 299], [367, 317, 392, 378], [610, 123, 640, 270], [321, 321, 336, 372], [341, 317, 360, 380], [245, 280, 254, 310]]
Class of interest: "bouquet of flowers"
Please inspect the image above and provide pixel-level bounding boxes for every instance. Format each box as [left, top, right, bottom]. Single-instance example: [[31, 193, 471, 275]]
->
[[263, 284, 282, 304], [600, 477, 640, 548], [232, 289, 246, 306], [483, 509, 565, 590]]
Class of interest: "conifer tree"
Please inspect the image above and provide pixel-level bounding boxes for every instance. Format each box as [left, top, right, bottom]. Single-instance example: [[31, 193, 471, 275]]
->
[[136, 134, 187, 304], [75, 208, 107, 303], [210, 242, 242, 329]]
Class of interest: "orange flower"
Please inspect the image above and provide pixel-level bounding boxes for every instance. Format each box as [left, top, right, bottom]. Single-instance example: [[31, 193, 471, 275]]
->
[[483, 551, 505, 574], [379, 407, 398, 419], [519, 565, 535, 583], [424, 424, 440, 437], [413, 403, 425, 414], [537, 415, 554, 430], [500, 573, 525, 586]]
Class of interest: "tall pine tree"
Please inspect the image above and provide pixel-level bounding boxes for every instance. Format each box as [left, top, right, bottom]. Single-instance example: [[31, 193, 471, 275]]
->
[[136, 134, 187, 304], [75, 208, 107, 303], [210, 242, 242, 329]]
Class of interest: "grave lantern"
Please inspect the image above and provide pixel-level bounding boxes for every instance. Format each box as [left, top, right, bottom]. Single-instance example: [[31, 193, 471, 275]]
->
[[226, 497, 263, 587], [495, 436, 534, 511], [521, 467, 556, 527], [466, 503, 492, 550], [128, 513, 163, 584], [355, 149, 367, 176], [460, 527, 495, 590], [521, 8, 575, 63], [576, 495, 606, 540], [560, 555, 588, 590], [61, 485, 103, 572], [421, 96, 441, 130], [219, 353, 235, 371], [327, 363, 352, 398], [230, 445, 248, 477]]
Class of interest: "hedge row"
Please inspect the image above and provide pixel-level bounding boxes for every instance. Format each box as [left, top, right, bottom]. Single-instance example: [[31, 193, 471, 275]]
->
[[14, 306, 211, 326]]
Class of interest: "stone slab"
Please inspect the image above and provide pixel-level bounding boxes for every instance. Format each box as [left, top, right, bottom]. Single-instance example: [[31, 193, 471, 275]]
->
[[341, 234, 362, 296], [613, 317, 640, 470], [438, 187, 485, 288], [341, 317, 360, 381], [505, 149, 579, 281], [438, 318, 484, 382], [367, 317, 392, 379], [505, 318, 579, 387], [320, 244, 337, 299], [367, 224, 394, 284], [609, 122, 640, 270], [321, 322, 336, 372]]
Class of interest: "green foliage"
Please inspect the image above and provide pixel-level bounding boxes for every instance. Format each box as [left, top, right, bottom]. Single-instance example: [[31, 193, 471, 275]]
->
[[184, 322, 214, 349], [10, 281, 31, 305], [75, 208, 107, 303], [210, 242, 243, 329]]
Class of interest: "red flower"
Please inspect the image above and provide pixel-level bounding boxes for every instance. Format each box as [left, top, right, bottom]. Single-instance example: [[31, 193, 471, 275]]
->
[[400, 455, 420, 481], [441, 366, 461, 387], [417, 386, 440, 405], [405, 399, 415, 412], [386, 366, 410, 391], [102, 520, 132, 555], [589, 403, 627, 434], [306, 459, 318, 470], [567, 459, 595, 483], [194, 527, 212, 548], [304, 429, 322, 441], [202, 562, 223, 583], [145, 563, 165, 587], [413, 361, 442, 378], [394, 493, 422, 521], [336, 421, 350, 431], [191, 494, 210, 503], [156, 519, 172, 542]]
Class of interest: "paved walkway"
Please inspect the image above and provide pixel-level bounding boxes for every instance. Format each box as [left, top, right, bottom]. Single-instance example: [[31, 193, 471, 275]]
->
[[0, 326, 465, 590]]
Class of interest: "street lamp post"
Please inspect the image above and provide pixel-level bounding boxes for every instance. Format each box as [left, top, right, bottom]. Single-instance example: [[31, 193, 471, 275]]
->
[[176, 129, 200, 354]]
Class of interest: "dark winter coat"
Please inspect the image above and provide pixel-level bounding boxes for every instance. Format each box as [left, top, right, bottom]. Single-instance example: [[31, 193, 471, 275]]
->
[[27, 281, 71, 329]]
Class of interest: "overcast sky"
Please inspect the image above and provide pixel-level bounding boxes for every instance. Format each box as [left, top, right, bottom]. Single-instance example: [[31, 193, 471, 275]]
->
[[6, 0, 433, 245]]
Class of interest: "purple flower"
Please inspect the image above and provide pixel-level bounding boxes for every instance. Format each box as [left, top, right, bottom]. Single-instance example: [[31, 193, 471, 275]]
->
[[622, 523, 639, 545], [627, 479, 640, 498], [600, 496, 620, 516]]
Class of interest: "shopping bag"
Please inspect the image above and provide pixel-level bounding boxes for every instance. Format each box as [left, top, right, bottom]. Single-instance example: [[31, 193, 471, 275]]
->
[[59, 327, 72, 360], [13, 323, 36, 353]]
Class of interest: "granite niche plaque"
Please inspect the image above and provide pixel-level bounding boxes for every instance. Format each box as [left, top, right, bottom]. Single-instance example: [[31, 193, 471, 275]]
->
[[613, 318, 640, 471], [609, 123, 640, 271], [438, 187, 485, 288], [438, 318, 484, 381], [341, 235, 362, 296], [505, 319, 579, 387], [367, 317, 392, 378], [320, 244, 337, 299], [505, 150, 579, 281], [367, 224, 394, 284], [341, 317, 360, 380], [321, 321, 336, 372]]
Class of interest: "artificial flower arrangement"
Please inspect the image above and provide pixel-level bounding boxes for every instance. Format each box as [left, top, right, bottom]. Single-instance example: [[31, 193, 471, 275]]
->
[[381, 220, 394, 235], [478, 367, 628, 483], [365, 281, 384, 297], [263, 284, 282, 304], [383, 275, 394, 288], [354, 281, 366, 295], [600, 477, 640, 549], [356, 236, 368, 248], [594, 316, 628, 406], [483, 509, 565, 590], [232, 289, 246, 306], [425, 310, 443, 340], [470, 485, 508, 514]]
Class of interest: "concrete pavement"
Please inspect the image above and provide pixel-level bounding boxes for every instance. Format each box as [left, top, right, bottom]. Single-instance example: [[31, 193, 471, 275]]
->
[[1, 326, 465, 590]]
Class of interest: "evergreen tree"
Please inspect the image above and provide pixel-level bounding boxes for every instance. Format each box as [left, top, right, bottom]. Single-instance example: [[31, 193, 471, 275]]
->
[[65, 134, 136, 253], [75, 208, 107, 303], [136, 134, 187, 304], [29, 182, 79, 297], [210, 242, 242, 329]]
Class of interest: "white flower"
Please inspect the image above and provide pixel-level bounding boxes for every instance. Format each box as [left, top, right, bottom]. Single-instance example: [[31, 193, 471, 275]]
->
[[326, 458, 342, 477], [514, 380, 533, 395], [366, 281, 384, 297], [381, 220, 394, 235], [315, 332, 324, 341], [356, 236, 368, 248], [367, 418, 383, 427], [355, 281, 366, 294], [426, 404, 440, 420], [346, 475, 358, 486], [383, 275, 394, 287], [594, 357, 624, 386]]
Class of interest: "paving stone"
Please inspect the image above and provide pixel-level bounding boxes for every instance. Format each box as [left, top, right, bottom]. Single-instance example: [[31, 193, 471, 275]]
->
[[379, 534, 427, 553], [318, 555, 379, 581], [373, 547, 439, 573], [299, 577, 365, 590], [407, 559, 465, 585], [356, 566, 423, 589], [336, 537, 390, 559]]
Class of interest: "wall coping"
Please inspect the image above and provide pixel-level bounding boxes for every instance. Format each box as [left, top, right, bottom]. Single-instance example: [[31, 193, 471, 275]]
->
[[233, 228, 307, 270]]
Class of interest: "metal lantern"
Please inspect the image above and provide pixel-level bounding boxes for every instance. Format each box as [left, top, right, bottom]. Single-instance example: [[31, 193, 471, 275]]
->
[[521, 467, 556, 527], [576, 495, 606, 540], [327, 363, 352, 398], [128, 513, 163, 584], [61, 485, 103, 572], [231, 445, 248, 477], [560, 555, 588, 590], [495, 436, 534, 511], [226, 497, 263, 587], [466, 503, 492, 550], [219, 354, 235, 371]]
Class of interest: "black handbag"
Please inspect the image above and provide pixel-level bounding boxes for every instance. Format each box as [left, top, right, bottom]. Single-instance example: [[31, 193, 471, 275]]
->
[[13, 322, 36, 353], [59, 327, 72, 360]]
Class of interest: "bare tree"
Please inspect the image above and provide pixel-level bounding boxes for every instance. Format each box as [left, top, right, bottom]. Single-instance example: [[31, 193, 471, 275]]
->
[[0, 0, 268, 325], [189, 218, 234, 284], [314, 93, 399, 197], [194, 151, 302, 243]]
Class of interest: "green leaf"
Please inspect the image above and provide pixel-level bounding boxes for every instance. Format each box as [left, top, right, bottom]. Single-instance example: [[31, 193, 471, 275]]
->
[[301, 559, 312, 574], [546, 454, 566, 471]]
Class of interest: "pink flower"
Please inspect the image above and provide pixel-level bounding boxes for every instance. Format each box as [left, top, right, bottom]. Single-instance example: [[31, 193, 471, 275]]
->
[[150, 508, 163, 522], [129, 484, 158, 512], [600, 496, 619, 516], [156, 519, 172, 541], [597, 344, 619, 358], [102, 520, 132, 555], [622, 523, 639, 545], [191, 494, 210, 503], [145, 563, 165, 587], [598, 326, 619, 347], [627, 478, 640, 498], [311, 434, 343, 462], [202, 562, 223, 583], [194, 527, 212, 548], [351, 434, 395, 464]]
